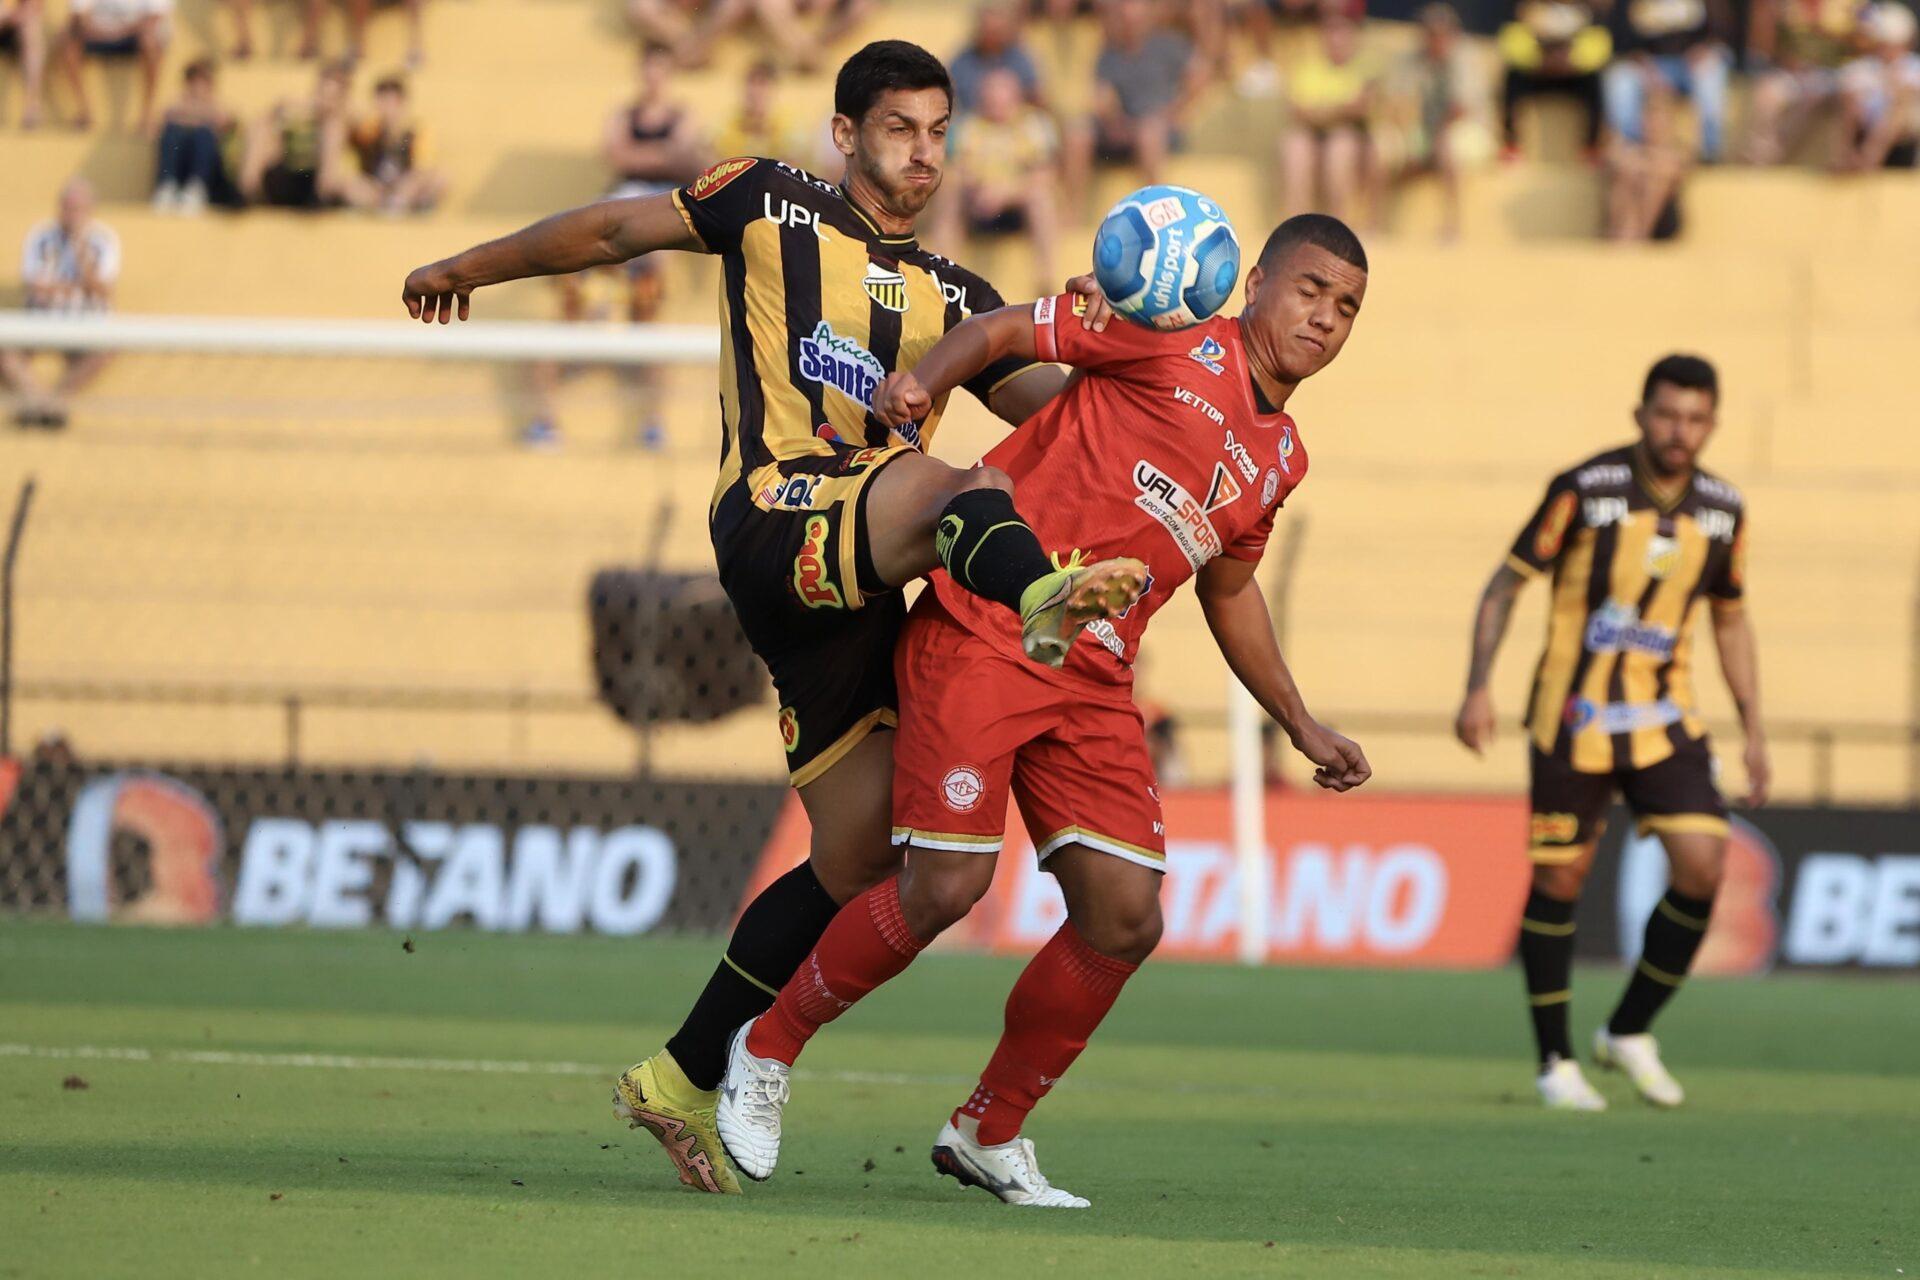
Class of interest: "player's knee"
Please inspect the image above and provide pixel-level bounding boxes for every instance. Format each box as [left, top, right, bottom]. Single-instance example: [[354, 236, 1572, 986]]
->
[[952, 465, 1014, 499], [900, 861, 993, 937], [1081, 897, 1163, 965], [1668, 848, 1726, 900], [1531, 861, 1589, 902]]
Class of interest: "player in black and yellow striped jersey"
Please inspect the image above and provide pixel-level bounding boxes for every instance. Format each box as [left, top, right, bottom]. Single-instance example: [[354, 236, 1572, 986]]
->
[[1455, 354, 1771, 1111], [402, 42, 1147, 1193]]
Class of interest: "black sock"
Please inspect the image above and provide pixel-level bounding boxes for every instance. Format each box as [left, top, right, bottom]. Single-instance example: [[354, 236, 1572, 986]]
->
[[1518, 889, 1577, 1067], [664, 862, 841, 1091], [1608, 888, 1713, 1036], [935, 487, 1054, 612]]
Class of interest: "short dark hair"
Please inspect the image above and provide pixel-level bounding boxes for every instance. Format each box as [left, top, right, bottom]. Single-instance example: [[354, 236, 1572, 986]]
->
[[1257, 213, 1368, 274], [374, 74, 407, 96], [1642, 353, 1718, 406], [184, 56, 216, 83], [834, 40, 952, 121]]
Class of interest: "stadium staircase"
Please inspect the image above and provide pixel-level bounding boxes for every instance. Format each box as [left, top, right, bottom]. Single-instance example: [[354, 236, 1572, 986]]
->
[[2, 0, 1916, 799]]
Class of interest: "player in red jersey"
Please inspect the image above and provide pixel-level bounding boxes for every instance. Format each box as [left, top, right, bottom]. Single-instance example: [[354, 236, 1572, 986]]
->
[[711, 214, 1375, 1207]]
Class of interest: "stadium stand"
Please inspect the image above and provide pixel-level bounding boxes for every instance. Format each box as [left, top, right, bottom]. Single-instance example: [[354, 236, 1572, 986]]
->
[[2, 0, 1917, 804]]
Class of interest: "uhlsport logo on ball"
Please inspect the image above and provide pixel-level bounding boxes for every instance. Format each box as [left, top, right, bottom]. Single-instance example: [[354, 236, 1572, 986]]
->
[[1092, 184, 1241, 331]]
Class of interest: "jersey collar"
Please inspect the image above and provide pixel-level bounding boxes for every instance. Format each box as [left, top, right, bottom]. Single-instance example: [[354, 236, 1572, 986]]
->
[[1629, 443, 1692, 513], [839, 180, 919, 249]]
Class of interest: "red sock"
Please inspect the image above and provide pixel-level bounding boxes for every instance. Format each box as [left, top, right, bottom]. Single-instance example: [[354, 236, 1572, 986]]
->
[[956, 922, 1139, 1146], [746, 876, 926, 1066]]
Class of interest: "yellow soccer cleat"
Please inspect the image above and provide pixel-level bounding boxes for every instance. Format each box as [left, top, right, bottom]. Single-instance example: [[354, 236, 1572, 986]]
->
[[613, 1051, 742, 1194], [1018, 553, 1149, 668]]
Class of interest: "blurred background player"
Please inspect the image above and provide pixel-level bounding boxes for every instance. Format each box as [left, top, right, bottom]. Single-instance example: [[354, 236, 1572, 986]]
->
[[1454, 353, 1770, 1111], [401, 39, 1136, 1196], [715, 216, 1373, 1206]]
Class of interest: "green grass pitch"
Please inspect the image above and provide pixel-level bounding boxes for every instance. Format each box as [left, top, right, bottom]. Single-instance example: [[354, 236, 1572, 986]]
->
[[2, 921, 1915, 1278]]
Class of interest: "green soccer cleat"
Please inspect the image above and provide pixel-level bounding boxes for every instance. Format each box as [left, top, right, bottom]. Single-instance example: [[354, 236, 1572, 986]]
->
[[1018, 553, 1149, 668], [613, 1051, 742, 1194]]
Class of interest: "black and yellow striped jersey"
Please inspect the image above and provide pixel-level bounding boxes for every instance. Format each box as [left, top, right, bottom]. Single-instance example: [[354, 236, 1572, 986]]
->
[[670, 156, 1043, 510], [1508, 444, 1748, 774]]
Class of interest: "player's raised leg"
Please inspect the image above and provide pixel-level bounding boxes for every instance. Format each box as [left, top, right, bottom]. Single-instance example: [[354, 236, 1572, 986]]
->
[[615, 728, 898, 1193], [933, 843, 1160, 1209], [1595, 824, 1725, 1108], [862, 450, 1147, 668]]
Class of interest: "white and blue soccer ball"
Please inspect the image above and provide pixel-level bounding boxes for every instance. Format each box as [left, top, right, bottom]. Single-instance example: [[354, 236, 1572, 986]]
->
[[1091, 184, 1241, 331]]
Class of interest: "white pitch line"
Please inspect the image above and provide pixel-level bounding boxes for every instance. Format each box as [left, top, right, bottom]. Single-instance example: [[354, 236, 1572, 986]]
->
[[0, 1043, 976, 1089]]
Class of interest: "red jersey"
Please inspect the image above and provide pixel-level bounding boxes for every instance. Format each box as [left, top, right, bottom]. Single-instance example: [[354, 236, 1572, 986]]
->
[[933, 295, 1309, 696]]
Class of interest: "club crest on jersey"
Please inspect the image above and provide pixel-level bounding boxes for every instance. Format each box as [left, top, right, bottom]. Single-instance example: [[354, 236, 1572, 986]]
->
[[1645, 533, 1681, 580], [778, 706, 800, 753], [1204, 462, 1243, 513], [862, 262, 909, 313], [1133, 460, 1223, 570], [1260, 467, 1281, 508], [1188, 335, 1227, 376], [1276, 424, 1297, 475], [797, 320, 885, 407], [688, 157, 756, 200]]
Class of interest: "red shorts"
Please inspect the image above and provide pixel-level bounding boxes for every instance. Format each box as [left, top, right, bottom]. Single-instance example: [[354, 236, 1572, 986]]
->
[[889, 596, 1166, 872]]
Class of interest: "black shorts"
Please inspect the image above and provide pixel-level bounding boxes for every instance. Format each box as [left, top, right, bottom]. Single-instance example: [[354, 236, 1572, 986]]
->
[[1528, 736, 1729, 863], [84, 34, 142, 56], [711, 443, 913, 787], [260, 164, 328, 209]]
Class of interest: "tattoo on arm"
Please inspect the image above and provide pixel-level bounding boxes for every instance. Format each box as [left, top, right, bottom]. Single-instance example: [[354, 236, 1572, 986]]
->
[[1466, 566, 1526, 693]]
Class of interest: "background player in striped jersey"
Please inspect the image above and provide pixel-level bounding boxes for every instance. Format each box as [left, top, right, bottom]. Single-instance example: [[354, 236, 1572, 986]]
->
[[400, 41, 1144, 1193], [1455, 353, 1770, 1111]]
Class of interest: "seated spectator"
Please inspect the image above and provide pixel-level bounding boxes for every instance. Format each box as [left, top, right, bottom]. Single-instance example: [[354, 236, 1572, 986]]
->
[[1605, 0, 1733, 163], [56, 0, 172, 134], [347, 73, 444, 211], [603, 42, 705, 200], [945, 65, 1061, 290], [1497, 0, 1611, 158], [153, 57, 241, 212], [1063, 0, 1203, 202], [1836, 1, 1920, 169], [1744, 0, 1867, 164], [239, 60, 355, 209], [0, 0, 48, 127], [1377, 2, 1492, 240], [1603, 68, 1691, 238], [1, 179, 119, 429], [1279, 10, 1376, 222], [673, 0, 874, 73], [522, 261, 665, 450], [1237, 0, 1363, 98], [713, 58, 808, 164], [950, 0, 1040, 113]]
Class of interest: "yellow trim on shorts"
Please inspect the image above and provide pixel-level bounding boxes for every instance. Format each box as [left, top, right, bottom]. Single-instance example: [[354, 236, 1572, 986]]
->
[[1636, 813, 1730, 839], [1528, 843, 1590, 866], [788, 706, 896, 789], [890, 827, 1004, 854], [1034, 826, 1166, 872]]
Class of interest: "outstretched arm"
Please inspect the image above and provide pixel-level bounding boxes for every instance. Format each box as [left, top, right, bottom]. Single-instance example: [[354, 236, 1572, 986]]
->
[[873, 303, 1038, 427], [401, 193, 700, 322], [1196, 555, 1371, 792], [1455, 563, 1527, 755], [1712, 600, 1770, 806]]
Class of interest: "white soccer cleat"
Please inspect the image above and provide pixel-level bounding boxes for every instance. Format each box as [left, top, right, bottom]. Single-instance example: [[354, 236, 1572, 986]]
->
[[930, 1115, 1090, 1208], [1594, 1029, 1685, 1108], [714, 1023, 791, 1181], [1536, 1056, 1609, 1111]]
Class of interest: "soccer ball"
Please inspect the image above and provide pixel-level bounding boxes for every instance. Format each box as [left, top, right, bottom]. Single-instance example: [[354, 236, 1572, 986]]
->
[[1091, 184, 1241, 331]]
